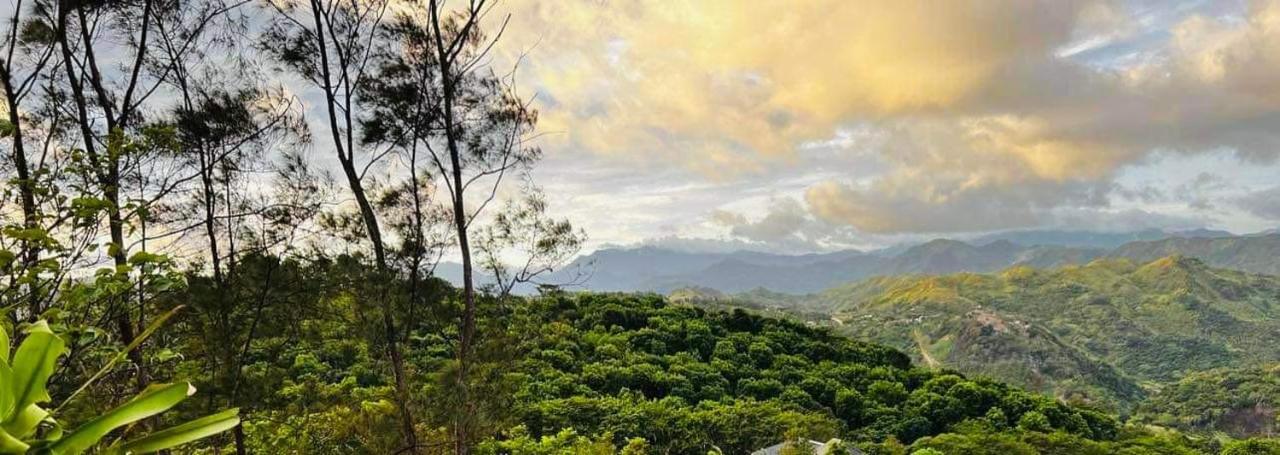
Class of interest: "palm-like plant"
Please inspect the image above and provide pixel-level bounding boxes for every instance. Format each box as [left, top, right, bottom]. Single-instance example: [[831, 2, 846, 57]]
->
[[0, 320, 238, 454]]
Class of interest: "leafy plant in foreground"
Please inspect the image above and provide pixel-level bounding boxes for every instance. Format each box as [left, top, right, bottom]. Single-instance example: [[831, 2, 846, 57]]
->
[[0, 320, 238, 454]]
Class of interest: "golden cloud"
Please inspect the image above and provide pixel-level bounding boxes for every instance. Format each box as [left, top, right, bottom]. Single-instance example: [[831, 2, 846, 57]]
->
[[495, 0, 1280, 233], [502, 0, 1092, 162]]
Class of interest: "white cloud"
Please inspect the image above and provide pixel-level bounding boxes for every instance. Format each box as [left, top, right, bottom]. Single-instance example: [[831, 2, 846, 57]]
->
[[494, 0, 1280, 242]]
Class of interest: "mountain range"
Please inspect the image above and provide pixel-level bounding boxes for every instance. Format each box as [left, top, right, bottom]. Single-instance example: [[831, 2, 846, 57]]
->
[[546, 229, 1278, 294], [681, 256, 1280, 425]]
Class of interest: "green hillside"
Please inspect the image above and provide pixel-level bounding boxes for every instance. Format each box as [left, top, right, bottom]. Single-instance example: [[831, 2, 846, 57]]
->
[[495, 293, 1220, 454], [1133, 365, 1280, 438], [778, 256, 1280, 413]]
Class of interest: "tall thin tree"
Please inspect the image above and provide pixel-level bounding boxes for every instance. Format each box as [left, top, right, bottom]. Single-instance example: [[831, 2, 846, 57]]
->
[[260, 0, 419, 450]]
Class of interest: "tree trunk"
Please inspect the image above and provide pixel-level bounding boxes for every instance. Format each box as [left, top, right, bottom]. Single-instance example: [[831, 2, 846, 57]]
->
[[0, 72, 42, 318], [305, 1, 417, 450], [434, 35, 475, 455], [233, 422, 247, 455]]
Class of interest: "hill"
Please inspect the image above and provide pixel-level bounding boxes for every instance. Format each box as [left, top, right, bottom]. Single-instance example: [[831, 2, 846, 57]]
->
[[1133, 365, 1280, 438], [496, 292, 1215, 454], [735, 257, 1280, 413], [1108, 235, 1280, 276]]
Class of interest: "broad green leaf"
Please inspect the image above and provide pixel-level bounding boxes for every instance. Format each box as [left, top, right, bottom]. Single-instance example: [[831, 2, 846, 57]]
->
[[0, 363, 11, 421], [50, 382, 194, 455], [0, 428, 28, 454], [0, 325, 10, 419], [1, 404, 47, 439], [0, 324, 10, 364], [112, 408, 240, 454], [9, 322, 66, 417]]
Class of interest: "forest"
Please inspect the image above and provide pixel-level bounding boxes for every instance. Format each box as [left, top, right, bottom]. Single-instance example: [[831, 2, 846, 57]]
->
[[0, 0, 584, 452], [1, 0, 1279, 454]]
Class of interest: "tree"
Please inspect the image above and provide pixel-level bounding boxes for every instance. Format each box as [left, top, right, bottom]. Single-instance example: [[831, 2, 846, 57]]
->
[[1017, 411, 1052, 433], [358, 1, 582, 452], [260, 0, 421, 450], [1222, 439, 1280, 455], [779, 428, 816, 455], [42, 0, 200, 393], [0, 0, 59, 318]]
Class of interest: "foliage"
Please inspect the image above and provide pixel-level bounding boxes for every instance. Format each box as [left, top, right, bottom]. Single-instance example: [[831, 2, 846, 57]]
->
[[0, 321, 236, 454], [1220, 438, 1280, 455], [728, 257, 1280, 415], [497, 293, 1135, 453], [1134, 365, 1280, 437]]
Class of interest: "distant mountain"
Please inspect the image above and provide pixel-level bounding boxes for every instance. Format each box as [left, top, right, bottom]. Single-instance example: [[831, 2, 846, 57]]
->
[[972, 228, 1170, 249], [640, 254, 887, 294], [882, 239, 1027, 274], [450, 230, 1280, 295], [582, 240, 1107, 294], [554, 247, 874, 293], [556, 237, 1106, 294], [1108, 234, 1280, 275], [725, 256, 1280, 414], [972, 228, 1234, 249], [562, 246, 729, 291]]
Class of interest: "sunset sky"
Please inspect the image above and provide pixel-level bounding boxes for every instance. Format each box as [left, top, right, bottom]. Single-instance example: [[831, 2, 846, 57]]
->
[[481, 0, 1280, 253]]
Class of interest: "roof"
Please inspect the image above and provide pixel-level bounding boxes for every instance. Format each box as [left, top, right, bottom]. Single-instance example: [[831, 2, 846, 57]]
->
[[750, 439, 862, 455]]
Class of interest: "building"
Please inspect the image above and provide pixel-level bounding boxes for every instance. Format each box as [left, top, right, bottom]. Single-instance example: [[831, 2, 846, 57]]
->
[[750, 438, 862, 455]]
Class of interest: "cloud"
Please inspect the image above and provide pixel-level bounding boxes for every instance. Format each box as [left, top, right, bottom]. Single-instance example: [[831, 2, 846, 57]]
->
[[498, 0, 1280, 235], [1172, 172, 1230, 211], [802, 119, 1114, 233], [710, 197, 871, 251], [713, 198, 808, 242], [1048, 207, 1209, 232], [504, 0, 1096, 168], [1237, 186, 1280, 220]]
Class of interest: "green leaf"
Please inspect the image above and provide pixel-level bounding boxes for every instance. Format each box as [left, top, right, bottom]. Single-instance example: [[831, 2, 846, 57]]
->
[[56, 306, 184, 413], [2, 404, 47, 439], [0, 428, 29, 454], [113, 408, 240, 454], [50, 382, 195, 455], [126, 251, 167, 266], [8, 322, 66, 419], [0, 364, 11, 423], [0, 324, 10, 364]]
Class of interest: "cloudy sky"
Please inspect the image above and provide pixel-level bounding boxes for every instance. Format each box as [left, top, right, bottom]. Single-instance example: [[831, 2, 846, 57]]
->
[[485, 0, 1280, 253]]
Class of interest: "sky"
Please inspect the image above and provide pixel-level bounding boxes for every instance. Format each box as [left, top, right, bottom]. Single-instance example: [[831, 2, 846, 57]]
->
[[471, 0, 1280, 254]]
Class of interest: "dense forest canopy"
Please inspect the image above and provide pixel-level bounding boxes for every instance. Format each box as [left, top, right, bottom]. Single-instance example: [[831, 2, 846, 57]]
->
[[0, 0, 1278, 454]]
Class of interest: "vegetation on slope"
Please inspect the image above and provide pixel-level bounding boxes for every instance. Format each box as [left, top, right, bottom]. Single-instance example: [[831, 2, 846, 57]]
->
[[729, 256, 1280, 415], [1134, 365, 1280, 438], [492, 292, 1227, 454]]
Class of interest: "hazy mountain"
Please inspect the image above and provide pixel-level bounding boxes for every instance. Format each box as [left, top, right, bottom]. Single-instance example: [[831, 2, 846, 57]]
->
[[448, 230, 1280, 295], [971, 228, 1236, 249], [640, 254, 888, 294], [557, 235, 1108, 293], [972, 228, 1171, 249], [550, 246, 873, 293], [880, 239, 1025, 274], [1108, 233, 1280, 275]]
